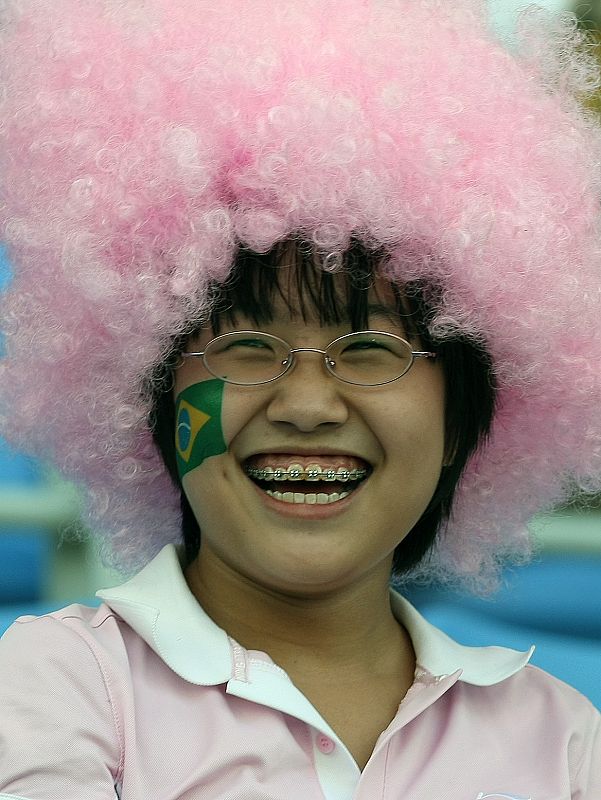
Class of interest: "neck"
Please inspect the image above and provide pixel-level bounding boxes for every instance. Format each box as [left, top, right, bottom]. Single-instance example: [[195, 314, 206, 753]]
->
[[184, 550, 415, 678]]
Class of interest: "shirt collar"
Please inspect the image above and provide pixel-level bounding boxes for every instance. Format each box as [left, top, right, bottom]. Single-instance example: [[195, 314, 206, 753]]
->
[[96, 543, 534, 687]]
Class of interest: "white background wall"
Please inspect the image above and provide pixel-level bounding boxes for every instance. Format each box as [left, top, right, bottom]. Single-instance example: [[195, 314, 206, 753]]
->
[[488, 0, 570, 38]]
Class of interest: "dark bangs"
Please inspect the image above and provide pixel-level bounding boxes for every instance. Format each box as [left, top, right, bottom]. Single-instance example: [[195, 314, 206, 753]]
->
[[204, 236, 424, 342]]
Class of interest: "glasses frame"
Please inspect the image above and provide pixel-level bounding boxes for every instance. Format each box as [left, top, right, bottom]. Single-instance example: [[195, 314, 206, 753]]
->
[[179, 330, 437, 386]]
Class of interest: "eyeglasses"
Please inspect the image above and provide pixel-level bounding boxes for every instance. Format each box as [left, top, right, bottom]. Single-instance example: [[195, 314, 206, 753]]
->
[[180, 330, 437, 386]]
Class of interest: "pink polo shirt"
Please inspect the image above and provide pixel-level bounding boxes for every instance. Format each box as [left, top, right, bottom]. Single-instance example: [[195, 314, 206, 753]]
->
[[1, 543, 599, 800]]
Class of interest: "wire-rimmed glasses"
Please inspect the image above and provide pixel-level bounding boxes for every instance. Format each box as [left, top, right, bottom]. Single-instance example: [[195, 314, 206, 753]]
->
[[179, 330, 437, 386]]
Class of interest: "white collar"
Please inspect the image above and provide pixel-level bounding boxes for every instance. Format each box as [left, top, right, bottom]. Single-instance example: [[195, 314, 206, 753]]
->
[[96, 544, 534, 687]]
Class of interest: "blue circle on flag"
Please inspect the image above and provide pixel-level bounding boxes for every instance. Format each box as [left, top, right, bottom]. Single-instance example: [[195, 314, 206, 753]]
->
[[177, 407, 192, 451]]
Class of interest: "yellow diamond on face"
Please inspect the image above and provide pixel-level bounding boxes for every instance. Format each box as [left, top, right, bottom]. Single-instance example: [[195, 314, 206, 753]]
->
[[176, 399, 211, 463]]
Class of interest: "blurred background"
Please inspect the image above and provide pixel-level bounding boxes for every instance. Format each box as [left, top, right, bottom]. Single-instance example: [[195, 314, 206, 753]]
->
[[1, 0, 600, 710]]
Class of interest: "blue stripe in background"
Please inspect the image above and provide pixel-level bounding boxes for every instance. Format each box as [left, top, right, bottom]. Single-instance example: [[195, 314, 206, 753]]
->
[[0, 243, 13, 358], [0, 242, 13, 290], [0, 242, 52, 608], [0, 240, 37, 479]]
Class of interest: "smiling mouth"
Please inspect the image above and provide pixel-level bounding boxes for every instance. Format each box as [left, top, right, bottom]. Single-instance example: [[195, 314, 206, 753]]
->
[[243, 461, 371, 505]]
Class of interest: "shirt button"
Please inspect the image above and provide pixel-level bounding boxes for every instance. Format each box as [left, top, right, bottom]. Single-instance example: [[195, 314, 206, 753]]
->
[[316, 734, 335, 754]]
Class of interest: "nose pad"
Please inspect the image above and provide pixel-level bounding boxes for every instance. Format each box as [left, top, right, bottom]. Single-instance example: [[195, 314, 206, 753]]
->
[[265, 352, 349, 430]]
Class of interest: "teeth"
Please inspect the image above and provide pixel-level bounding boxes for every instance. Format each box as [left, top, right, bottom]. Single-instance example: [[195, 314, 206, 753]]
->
[[245, 465, 368, 482], [265, 490, 351, 504], [287, 463, 303, 481], [306, 463, 323, 481]]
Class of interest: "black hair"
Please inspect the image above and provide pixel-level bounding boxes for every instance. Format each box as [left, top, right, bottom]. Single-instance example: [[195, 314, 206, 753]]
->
[[148, 236, 496, 578]]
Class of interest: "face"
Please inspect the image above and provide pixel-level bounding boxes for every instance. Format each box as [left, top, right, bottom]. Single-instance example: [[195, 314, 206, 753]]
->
[[173, 275, 446, 598]]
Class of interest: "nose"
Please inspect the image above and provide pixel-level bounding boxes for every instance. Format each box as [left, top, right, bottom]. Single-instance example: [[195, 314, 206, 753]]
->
[[265, 351, 350, 432]]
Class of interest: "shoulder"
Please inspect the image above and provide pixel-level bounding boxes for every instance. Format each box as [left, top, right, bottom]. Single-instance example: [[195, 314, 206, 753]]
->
[[455, 664, 601, 793], [1, 601, 133, 674], [0, 605, 127, 793], [0, 602, 134, 731], [454, 662, 600, 728], [474, 662, 599, 715]]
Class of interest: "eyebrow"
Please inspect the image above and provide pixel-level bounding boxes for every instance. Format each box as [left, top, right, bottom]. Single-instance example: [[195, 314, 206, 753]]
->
[[327, 302, 404, 327], [296, 301, 407, 330], [364, 301, 415, 339]]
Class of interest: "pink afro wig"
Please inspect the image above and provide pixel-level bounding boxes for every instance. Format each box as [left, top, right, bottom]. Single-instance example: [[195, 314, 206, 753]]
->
[[1, 0, 600, 593]]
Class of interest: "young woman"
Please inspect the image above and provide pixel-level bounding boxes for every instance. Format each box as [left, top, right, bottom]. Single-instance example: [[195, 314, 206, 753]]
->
[[0, 1, 600, 797]]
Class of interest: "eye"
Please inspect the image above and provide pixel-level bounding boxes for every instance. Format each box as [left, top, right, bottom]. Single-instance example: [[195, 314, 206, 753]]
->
[[212, 336, 280, 362], [342, 337, 395, 353], [231, 339, 268, 347], [226, 337, 273, 350]]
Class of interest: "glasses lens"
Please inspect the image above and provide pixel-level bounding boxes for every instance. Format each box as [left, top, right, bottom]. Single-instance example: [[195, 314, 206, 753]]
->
[[203, 332, 289, 385], [327, 332, 413, 385]]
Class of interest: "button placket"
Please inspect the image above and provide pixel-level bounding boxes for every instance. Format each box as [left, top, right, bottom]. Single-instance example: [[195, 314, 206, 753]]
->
[[311, 727, 360, 800]]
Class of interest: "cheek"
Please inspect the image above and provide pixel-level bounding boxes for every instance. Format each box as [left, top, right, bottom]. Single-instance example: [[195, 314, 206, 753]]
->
[[379, 380, 446, 472]]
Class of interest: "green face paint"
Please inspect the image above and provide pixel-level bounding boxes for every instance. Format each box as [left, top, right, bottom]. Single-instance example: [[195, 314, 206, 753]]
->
[[174, 379, 227, 479]]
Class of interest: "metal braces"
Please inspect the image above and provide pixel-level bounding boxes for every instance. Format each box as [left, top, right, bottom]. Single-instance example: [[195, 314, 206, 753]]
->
[[245, 464, 368, 482]]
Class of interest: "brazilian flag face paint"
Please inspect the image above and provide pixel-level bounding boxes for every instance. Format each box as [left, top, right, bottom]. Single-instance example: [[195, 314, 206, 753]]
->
[[175, 379, 227, 479]]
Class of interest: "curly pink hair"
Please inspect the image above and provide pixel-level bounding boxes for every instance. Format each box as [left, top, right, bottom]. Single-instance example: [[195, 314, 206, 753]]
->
[[0, 0, 600, 593]]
